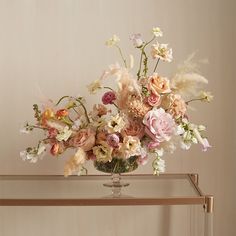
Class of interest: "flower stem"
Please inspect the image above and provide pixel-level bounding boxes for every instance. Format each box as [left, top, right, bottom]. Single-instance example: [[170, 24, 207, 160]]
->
[[153, 58, 160, 72], [115, 45, 127, 68], [137, 36, 155, 79], [75, 98, 90, 123], [186, 97, 206, 105], [56, 96, 70, 106], [103, 86, 115, 91]]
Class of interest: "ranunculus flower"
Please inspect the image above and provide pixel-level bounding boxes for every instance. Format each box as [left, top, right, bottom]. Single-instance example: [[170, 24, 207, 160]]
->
[[122, 119, 145, 139], [102, 91, 116, 105], [143, 108, 176, 143], [107, 133, 120, 148], [148, 74, 171, 95], [147, 92, 161, 107], [69, 129, 95, 151]]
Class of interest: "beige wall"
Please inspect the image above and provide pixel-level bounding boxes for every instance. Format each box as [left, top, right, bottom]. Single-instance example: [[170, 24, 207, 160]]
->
[[0, 0, 235, 235]]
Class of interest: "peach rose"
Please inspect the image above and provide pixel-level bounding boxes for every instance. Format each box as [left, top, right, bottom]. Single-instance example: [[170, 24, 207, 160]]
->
[[148, 74, 171, 95], [122, 119, 145, 139], [69, 129, 95, 151]]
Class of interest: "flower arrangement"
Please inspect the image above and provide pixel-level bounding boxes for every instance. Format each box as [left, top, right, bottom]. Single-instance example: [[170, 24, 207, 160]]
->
[[21, 27, 212, 176]]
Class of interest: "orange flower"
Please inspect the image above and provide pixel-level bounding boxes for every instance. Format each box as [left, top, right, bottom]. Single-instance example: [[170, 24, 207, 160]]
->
[[50, 143, 60, 156], [56, 109, 69, 119], [41, 108, 55, 125]]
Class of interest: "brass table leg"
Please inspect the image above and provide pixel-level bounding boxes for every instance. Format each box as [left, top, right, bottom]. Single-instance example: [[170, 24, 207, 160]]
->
[[204, 195, 214, 236]]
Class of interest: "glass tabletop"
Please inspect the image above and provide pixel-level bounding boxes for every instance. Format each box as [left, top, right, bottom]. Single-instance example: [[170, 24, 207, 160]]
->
[[0, 174, 206, 206]]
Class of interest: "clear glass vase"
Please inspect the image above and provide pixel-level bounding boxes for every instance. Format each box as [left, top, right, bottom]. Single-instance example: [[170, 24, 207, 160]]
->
[[94, 156, 138, 197]]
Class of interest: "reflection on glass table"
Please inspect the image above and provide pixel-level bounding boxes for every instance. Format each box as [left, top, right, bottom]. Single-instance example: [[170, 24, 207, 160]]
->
[[0, 174, 213, 236]]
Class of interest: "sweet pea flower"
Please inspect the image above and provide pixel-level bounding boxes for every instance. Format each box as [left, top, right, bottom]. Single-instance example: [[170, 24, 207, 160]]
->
[[193, 128, 211, 151], [130, 33, 143, 47]]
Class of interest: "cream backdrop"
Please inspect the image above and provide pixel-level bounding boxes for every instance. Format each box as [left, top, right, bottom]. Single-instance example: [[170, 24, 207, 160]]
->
[[0, 0, 235, 235]]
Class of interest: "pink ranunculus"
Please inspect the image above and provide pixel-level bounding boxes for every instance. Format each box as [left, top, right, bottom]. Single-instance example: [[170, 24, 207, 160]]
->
[[107, 133, 120, 148], [69, 129, 95, 151], [102, 91, 116, 105], [147, 92, 161, 107], [143, 108, 176, 143]]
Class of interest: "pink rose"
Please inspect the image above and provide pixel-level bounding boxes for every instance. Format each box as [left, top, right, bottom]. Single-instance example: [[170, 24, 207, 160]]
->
[[147, 92, 161, 107], [69, 129, 95, 151], [143, 108, 176, 143], [102, 91, 116, 105]]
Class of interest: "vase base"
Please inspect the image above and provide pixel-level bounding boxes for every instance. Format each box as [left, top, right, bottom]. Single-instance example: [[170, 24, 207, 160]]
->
[[103, 174, 129, 197]]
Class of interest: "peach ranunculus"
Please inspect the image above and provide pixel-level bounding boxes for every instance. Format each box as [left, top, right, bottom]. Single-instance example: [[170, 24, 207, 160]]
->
[[69, 128, 95, 151], [148, 73, 171, 95], [122, 119, 145, 139], [143, 108, 176, 143]]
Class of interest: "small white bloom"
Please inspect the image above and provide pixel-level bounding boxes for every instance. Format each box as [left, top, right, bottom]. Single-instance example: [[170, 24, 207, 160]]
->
[[20, 127, 30, 134], [155, 148, 164, 157], [87, 80, 102, 94], [56, 126, 72, 142], [152, 27, 163, 37], [153, 157, 165, 175], [105, 35, 120, 47], [176, 125, 185, 135]]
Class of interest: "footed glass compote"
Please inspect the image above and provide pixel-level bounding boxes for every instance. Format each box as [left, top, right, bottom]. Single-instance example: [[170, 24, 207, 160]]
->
[[94, 156, 138, 197]]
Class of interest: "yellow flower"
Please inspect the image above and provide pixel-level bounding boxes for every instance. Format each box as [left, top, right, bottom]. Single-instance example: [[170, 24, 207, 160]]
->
[[106, 114, 125, 133], [93, 142, 113, 163]]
